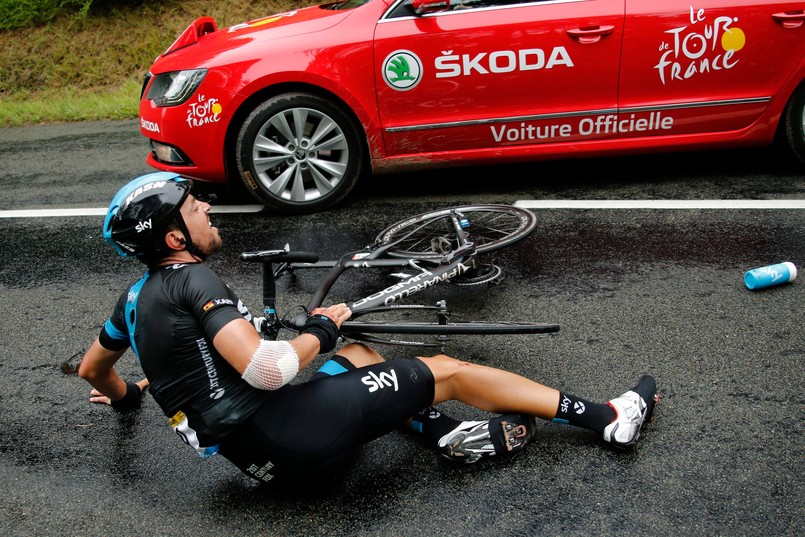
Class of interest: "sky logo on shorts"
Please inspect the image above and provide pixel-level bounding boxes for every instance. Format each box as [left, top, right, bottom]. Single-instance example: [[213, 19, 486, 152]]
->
[[361, 369, 399, 393]]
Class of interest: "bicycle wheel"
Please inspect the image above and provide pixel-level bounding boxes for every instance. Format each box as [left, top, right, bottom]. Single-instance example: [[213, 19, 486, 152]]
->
[[375, 205, 536, 259], [341, 320, 559, 335]]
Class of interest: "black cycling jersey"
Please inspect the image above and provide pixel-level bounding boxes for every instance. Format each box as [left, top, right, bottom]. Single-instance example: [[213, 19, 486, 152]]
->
[[101, 262, 436, 481], [101, 262, 267, 455]]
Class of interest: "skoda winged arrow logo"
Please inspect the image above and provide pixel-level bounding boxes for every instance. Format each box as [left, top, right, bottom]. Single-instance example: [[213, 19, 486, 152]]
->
[[382, 50, 423, 91]]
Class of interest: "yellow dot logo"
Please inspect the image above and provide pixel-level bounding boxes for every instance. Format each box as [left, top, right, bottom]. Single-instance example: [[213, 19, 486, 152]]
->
[[252, 16, 281, 28], [212, 102, 223, 115], [721, 27, 745, 52]]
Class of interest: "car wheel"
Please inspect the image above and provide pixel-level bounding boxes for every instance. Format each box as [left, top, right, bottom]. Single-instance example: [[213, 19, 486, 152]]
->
[[235, 92, 365, 213], [783, 82, 805, 165]]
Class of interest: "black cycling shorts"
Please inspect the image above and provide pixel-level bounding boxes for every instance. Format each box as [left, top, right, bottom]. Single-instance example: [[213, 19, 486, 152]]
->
[[218, 356, 435, 483]]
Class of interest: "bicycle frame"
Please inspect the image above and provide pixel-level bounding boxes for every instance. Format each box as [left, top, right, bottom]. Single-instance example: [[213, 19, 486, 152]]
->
[[311, 244, 476, 313], [241, 208, 481, 341]]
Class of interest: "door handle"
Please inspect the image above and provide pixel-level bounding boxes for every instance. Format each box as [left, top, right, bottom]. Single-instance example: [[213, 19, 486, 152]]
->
[[772, 11, 805, 28], [566, 25, 615, 44]]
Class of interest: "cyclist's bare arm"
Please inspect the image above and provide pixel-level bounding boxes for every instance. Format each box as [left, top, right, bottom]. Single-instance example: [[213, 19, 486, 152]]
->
[[213, 303, 352, 374], [78, 339, 149, 404]]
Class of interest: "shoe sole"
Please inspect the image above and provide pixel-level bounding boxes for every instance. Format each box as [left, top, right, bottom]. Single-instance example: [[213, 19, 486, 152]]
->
[[608, 376, 659, 449], [634, 374, 659, 428], [644, 392, 660, 427]]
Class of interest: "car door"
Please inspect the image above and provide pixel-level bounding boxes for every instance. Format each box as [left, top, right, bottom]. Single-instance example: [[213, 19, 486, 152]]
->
[[373, 0, 625, 156], [618, 0, 805, 139]]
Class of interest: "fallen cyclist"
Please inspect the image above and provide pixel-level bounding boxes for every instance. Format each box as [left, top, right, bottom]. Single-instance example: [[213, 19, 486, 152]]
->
[[78, 173, 659, 483]]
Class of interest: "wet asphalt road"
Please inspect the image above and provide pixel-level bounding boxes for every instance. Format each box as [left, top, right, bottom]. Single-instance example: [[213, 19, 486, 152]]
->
[[0, 120, 803, 536]]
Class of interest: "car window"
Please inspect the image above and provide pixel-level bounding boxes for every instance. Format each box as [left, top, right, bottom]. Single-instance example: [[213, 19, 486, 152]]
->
[[330, 0, 373, 10], [447, 0, 536, 10], [385, 0, 545, 18]]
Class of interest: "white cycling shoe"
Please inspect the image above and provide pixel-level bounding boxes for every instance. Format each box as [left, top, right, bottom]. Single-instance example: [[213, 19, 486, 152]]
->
[[438, 414, 537, 463], [603, 375, 659, 449]]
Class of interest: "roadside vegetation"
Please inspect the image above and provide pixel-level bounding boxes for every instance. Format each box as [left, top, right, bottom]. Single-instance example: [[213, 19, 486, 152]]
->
[[0, 0, 305, 126]]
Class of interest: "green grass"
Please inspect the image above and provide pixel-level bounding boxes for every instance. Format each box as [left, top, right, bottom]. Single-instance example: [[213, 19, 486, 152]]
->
[[0, 0, 304, 127], [0, 0, 94, 31], [0, 80, 142, 126]]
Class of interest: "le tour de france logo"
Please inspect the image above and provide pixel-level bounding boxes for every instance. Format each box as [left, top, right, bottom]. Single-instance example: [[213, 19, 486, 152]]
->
[[655, 5, 747, 85], [383, 50, 423, 91]]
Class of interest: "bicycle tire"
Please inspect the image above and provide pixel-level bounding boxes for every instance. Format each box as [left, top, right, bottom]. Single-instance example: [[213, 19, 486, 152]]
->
[[341, 320, 559, 335], [374, 205, 537, 259]]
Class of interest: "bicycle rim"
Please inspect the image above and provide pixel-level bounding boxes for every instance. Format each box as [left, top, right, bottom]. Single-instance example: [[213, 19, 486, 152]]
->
[[375, 205, 537, 259], [341, 320, 559, 335]]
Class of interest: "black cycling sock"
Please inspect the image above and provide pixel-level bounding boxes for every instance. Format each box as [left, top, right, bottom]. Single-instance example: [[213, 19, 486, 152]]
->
[[410, 407, 461, 444], [553, 392, 616, 433]]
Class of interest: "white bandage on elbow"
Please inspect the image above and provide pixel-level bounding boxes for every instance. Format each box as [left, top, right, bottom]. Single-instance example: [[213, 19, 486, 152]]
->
[[241, 340, 299, 391]]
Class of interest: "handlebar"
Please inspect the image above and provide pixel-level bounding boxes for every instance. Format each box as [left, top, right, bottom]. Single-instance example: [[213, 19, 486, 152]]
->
[[240, 249, 320, 264]]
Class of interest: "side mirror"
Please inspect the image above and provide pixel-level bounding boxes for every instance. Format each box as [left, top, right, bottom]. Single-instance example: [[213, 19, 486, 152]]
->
[[411, 0, 450, 14]]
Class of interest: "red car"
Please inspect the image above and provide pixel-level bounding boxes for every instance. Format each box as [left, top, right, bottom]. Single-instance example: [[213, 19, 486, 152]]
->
[[139, 0, 805, 212]]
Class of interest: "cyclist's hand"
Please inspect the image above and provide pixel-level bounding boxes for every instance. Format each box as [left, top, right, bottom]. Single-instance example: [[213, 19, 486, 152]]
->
[[89, 378, 149, 406], [312, 303, 351, 328]]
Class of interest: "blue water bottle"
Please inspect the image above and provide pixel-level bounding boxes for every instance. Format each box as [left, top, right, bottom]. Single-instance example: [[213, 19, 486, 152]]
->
[[744, 262, 797, 290]]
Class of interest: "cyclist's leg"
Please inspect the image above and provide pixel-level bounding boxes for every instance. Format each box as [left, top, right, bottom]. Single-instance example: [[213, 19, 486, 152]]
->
[[408, 355, 553, 462], [312, 344, 519, 460], [316, 344, 462, 431], [422, 354, 560, 418], [407, 352, 545, 462], [321, 345, 555, 410], [310, 343, 384, 380], [418, 354, 658, 449], [337, 342, 386, 367]]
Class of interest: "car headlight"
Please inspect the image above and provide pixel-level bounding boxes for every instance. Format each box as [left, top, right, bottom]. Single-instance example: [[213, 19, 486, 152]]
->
[[145, 69, 207, 107]]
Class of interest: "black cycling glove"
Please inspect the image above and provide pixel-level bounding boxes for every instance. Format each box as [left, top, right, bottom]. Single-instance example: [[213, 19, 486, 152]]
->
[[301, 314, 340, 354], [110, 381, 143, 411]]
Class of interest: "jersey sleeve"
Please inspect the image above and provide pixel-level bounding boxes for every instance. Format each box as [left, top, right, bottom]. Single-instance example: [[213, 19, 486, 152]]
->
[[98, 289, 131, 351], [182, 264, 248, 340]]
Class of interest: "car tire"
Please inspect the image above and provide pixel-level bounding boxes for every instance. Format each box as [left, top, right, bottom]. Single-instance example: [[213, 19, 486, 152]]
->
[[235, 92, 366, 213], [782, 82, 805, 165]]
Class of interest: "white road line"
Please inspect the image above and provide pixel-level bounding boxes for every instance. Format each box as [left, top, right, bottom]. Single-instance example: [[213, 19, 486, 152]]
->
[[209, 205, 265, 214], [0, 205, 266, 218], [2, 200, 803, 218], [514, 200, 805, 209]]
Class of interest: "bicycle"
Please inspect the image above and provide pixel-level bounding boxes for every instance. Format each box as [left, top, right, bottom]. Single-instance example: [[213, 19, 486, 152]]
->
[[240, 205, 560, 348]]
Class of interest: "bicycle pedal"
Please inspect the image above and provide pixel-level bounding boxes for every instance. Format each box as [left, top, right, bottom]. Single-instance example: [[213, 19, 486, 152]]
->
[[430, 236, 453, 254]]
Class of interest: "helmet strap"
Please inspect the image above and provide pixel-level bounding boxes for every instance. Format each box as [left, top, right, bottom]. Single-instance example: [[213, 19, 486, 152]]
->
[[173, 213, 207, 261]]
